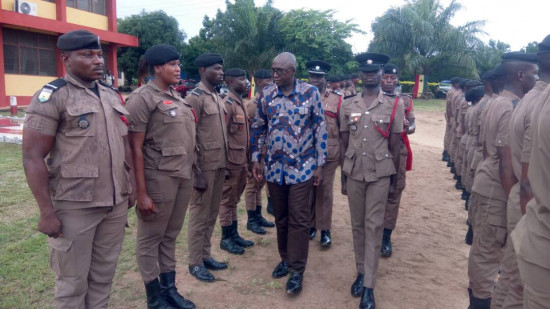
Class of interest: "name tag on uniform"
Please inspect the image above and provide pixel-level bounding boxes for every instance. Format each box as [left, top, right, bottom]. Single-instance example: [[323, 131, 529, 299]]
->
[[163, 100, 173, 105], [350, 113, 361, 122]]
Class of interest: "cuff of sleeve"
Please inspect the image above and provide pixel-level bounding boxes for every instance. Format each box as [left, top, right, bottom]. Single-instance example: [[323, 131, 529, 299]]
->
[[251, 151, 261, 162], [128, 123, 147, 132]]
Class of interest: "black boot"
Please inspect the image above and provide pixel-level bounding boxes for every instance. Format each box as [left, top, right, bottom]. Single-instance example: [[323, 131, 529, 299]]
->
[[220, 225, 244, 255], [256, 206, 275, 227], [470, 296, 491, 309], [320, 230, 331, 247], [447, 160, 453, 167], [231, 221, 254, 248], [266, 197, 274, 215], [359, 288, 375, 309], [350, 273, 364, 297], [461, 190, 469, 200], [456, 176, 465, 190], [145, 278, 176, 309], [451, 166, 456, 174], [159, 271, 196, 309], [442, 151, 449, 162], [309, 227, 317, 240], [380, 228, 393, 258], [465, 223, 473, 246], [247, 210, 266, 234]]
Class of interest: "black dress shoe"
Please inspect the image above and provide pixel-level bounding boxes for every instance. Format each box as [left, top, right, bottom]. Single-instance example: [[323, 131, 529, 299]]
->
[[189, 265, 215, 283], [272, 260, 289, 278], [286, 272, 303, 295], [380, 228, 392, 258], [256, 206, 275, 227], [320, 230, 331, 247], [309, 228, 317, 240], [351, 273, 364, 297], [360, 288, 375, 309], [203, 257, 227, 270]]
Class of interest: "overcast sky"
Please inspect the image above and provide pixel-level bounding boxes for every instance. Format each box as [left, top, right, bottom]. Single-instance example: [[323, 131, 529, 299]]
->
[[117, 0, 548, 53]]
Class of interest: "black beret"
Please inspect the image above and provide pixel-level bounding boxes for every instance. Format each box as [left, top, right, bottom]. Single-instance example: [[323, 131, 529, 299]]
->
[[57, 30, 100, 51], [350, 73, 359, 79], [327, 76, 340, 83], [254, 69, 271, 79], [492, 64, 505, 79], [538, 34, 550, 54], [481, 70, 493, 81], [344, 75, 352, 80], [306, 60, 331, 75], [194, 53, 224, 68], [144, 44, 181, 66], [459, 79, 470, 89], [355, 52, 390, 72], [449, 77, 462, 84], [225, 68, 246, 77], [383, 63, 400, 75], [501, 52, 538, 64], [466, 80, 483, 88], [465, 86, 485, 103]]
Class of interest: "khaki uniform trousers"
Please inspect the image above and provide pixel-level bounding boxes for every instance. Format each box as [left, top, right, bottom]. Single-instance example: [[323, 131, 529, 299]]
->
[[244, 171, 266, 211], [348, 176, 390, 288], [468, 194, 507, 299], [491, 184, 523, 309], [49, 200, 128, 309], [187, 168, 226, 266], [219, 165, 248, 226], [136, 172, 193, 283], [444, 123, 452, 152], [462, 135, 475, 192], [516, 257, 550, 309], [449, 127, 457, 163], [384, 144, 407, 230], [455, 134, 468, 177], [311, 160, 339, 230]]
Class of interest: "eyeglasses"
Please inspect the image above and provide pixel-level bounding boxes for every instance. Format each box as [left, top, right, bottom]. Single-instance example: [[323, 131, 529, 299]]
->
[[271, 67, 294, 76]]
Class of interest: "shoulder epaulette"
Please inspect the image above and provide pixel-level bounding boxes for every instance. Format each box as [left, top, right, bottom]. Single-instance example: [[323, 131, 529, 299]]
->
[[400, 93, 412, 98], [332, 90, 343, 96], [38, 78, 67, 103], [98, 80, 119, 93], [191, 88, 203, 96], [343, 94, 357, 100], [383, 92, 397, 97], [226, 97, 234, 104]]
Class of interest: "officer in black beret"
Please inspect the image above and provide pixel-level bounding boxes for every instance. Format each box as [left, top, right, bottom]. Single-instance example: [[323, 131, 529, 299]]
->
[[306, 60, 341, 248], [23, 29, 132, 307], [328, 76, 342, 94], [340, 52, 405, 309]]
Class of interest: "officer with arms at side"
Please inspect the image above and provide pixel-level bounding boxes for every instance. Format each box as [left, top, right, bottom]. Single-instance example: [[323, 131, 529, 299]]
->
[[340, 53, 404, 309], [307, 60, 342, 247], [379, 63, 415, 258], [251, 52, 327, 296], [22, 30, 134, 308], [186, 53, 229, 283], [127, 44, 196, 309], [217, 68, 256, 255]]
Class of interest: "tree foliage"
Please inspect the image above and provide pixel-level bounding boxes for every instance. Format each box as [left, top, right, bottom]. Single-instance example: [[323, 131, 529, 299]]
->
[[182, 0, 363, 79], [368, 0, 484, 82], [521, 41, 538, 53], [473, 40, 510, 76], [117, 10, 187, 83]]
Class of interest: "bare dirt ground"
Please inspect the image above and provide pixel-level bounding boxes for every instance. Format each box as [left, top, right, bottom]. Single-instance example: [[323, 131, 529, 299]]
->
[[113, 110, 471, 309]]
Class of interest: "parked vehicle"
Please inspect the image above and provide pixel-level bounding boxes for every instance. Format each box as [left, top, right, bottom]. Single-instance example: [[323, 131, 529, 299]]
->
[[435, 80, 451, 99], [174, 79, 198, 98]]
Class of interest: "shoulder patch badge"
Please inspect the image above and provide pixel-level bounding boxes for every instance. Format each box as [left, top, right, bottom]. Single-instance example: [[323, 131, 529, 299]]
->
[[39, 78, 67, 103], [191, 88, 203, 96]]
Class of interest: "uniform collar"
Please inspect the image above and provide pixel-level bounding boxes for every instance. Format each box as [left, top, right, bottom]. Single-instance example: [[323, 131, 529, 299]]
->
[[227, 90, 244, 105], [65, 73, 98, 90], [146, 80, 179, 99], [197, 81, 217, 96], [500, 89, 521, 101]]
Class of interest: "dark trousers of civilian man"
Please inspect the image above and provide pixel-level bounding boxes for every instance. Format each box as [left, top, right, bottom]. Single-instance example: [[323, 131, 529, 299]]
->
[[267, 178, 314, 273]]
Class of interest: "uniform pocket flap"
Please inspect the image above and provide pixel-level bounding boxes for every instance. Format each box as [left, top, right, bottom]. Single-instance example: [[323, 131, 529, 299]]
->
[[345, 148, 355, 158], [203, 141, 222, 150], [48, 237, 73, 252], [161, 146, 187, 156], [232, 115, 246, 124], [111, 102, 129, 115], [61, 164, 98, 178], [66, 104, 99, 116], [203, 102, 219, 115], [156, 102, 176, 111], [229, 143, 246, 150], [375, 150, 392, 161], [372, 114, 390, 124]]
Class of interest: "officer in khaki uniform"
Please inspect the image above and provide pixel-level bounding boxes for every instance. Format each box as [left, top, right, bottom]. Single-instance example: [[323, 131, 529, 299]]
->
[[217, 68, 255, 255], [340, 53, 404, 309], [468, 52, 538, 308], [379, 64, 415, 258], [22, 30, 132, 308], [448, 80, 464, 169], [495, 39, 550, 309], [244, 69, 275, 232], [306, 60, 342, 247], [443, 77, 460, 162], [452, 79, 469, 190], [127, 45, 196, 309], [186, 53, 229, 283]]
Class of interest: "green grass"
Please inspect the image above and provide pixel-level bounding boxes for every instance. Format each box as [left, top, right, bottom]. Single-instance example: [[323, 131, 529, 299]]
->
[[413, 99, 445, 112], [0, 109, 26, 118]]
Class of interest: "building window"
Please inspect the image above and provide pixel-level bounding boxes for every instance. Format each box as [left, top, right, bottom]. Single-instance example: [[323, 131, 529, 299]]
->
[[2, 28, 57, 76], [67, 0, 106, 15]]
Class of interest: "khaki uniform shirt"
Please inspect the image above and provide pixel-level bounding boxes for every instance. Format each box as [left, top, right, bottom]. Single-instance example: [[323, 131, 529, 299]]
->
[[224, 91, 249, 169], [471, 94, 491, 144], [340, 91, 404, 182], [472, 90, 519, 226], [186, 82, 228, 171], [454, 95, 467, 137], [322, 89, 343, 162], [479, 94, 498, 146], [126, 81, 196, 179], [509, 81, 548, 179], [345, 86, 357, 98], [24, 74, 130, 209], [445, 87, 457, 123], [450, 89, 463, 129]]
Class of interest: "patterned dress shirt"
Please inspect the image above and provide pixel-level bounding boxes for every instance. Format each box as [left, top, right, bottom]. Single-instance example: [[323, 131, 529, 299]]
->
[[250, 79, 327, 185]]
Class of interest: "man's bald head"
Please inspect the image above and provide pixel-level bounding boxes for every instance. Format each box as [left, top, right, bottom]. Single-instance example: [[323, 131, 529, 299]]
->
[[272, 52, 297, 88], [273, 52, 297, 68], [501, 60, 539, 96]]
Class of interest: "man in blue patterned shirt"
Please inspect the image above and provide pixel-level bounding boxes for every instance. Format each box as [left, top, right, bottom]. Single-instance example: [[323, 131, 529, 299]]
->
[[251, 52, 327, 296]]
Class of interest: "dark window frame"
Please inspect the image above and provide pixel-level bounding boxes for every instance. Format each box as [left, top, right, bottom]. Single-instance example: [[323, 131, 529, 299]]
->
[[66, 0, 106, 16], [2, 28, 58, 76]]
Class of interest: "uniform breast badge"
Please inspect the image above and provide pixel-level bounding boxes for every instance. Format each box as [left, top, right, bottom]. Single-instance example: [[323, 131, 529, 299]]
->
[[78, 114, 90, 129], [349, 113, 361, 131], [169, 109, 177, 117]]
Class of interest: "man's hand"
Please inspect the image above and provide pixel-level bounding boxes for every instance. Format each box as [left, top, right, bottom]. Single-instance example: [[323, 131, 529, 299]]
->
[[194, 172, 208, 192], [252, 162, 264, 182], [137, 193, 157, 216], [313, 166, 323, 186], [128, 191, 136, 209], [38, 209, 63, 238]]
